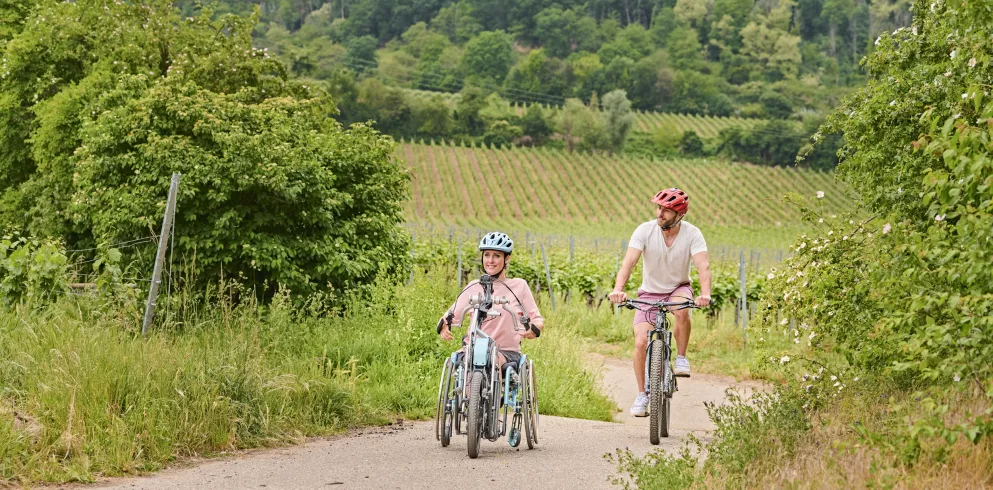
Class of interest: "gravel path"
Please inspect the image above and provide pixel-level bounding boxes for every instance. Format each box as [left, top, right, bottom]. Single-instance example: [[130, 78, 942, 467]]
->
[[87, 357, 746, 490]]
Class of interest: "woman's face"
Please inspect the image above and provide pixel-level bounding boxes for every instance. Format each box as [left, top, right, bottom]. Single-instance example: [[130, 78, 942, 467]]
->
[[482, 250, 508, 276]]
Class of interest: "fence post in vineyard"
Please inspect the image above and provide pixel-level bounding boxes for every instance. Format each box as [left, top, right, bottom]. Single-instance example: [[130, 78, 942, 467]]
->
[[541, 243, 556, 311], [142, 172, 181, 336], [457, 235, 463, 288], [614, 239, 627, 316], [408, 231, 416, 285], [738, 250, 748, 346], [569, 236, 574, 262]]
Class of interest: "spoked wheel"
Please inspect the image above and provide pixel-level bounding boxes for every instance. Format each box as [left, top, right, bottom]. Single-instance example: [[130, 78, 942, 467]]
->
[[660, 352, 672, 438], [435, 358, 455, 446], [648, 340, 664, 445], [466, 371, 485, 459], [522, 359, 539, 449]]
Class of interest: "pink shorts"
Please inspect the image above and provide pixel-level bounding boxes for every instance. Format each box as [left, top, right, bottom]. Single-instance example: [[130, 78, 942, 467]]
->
[[633, 284, 694, 326]]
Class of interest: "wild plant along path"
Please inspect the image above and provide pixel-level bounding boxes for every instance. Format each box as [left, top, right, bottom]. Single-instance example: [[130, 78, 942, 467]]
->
[[91, 358, 746, 490]]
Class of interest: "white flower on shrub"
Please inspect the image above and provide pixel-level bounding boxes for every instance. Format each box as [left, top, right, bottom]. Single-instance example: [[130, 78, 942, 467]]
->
[[781, 318, 789, 326], [969, 58, 977, 68], [767, 273, 775, 280], [816, 191, 825, 199], [954, 373, 961, 382], [935, 214, 946, 221], [780, 356, 791, 364]]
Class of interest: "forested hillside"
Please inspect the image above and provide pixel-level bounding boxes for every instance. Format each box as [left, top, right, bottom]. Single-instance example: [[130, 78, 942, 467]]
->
[[167, 0, 911, 166]]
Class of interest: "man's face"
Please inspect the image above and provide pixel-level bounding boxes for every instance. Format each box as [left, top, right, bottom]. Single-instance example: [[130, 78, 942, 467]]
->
[[656, 205, 680, 228]]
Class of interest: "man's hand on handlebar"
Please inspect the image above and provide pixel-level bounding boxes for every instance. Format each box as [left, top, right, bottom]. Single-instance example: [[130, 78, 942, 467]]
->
[[608, 289, 627, 303], [695, 296, 711, 308]]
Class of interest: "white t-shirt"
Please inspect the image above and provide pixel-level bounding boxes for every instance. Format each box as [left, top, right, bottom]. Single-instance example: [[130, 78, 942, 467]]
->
[[629, 220, 708, 293]]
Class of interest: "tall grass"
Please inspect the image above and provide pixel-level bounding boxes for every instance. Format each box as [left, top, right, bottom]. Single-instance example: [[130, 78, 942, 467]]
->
[[0, 272, 613, 483]]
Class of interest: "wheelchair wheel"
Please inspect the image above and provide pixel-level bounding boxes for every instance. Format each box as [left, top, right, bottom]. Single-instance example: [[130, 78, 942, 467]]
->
[[522, 359, 539, 449], [435, 357, 455, 446]]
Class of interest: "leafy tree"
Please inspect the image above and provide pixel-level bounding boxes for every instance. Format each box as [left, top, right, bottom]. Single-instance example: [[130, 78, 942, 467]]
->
[[601, 89, 635, 156], [740, 0, 803, 81], [759, 90, 795, 119], [0, 0, 409, 300], [679, 130, 705, 156], [431, 1, 482, 44], [461, 30, 513, 86], [413, 94, 455, 137], [520, 103, 552, 144], [557, 98, 588, 153], [482, 119, 522, 147], [667, 25, 705, 70], [346, 35, 379, 70], [454, 84, 488, 135]]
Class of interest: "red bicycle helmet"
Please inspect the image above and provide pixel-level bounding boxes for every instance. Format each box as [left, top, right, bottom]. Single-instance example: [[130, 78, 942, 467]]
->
[[651, 188, 689, 214]]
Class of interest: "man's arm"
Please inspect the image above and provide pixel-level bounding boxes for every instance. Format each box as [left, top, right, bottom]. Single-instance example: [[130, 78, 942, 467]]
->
[[609, 247, 643, 302], [692, 251, 711, 307]]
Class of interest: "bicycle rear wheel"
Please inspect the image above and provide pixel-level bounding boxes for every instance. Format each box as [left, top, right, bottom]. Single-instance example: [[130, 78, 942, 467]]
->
[[648, 339, 663, 445]]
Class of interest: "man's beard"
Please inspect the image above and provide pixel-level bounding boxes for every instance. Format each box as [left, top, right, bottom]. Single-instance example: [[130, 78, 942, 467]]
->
[[658, 215, 680, 230]]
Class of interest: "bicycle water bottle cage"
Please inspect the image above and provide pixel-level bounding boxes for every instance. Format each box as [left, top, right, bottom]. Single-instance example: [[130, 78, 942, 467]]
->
[[472, 337, 491, 368]]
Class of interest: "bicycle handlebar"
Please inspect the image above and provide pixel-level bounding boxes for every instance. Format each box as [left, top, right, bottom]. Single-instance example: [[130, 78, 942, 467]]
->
[[617, 298, 700, 312]]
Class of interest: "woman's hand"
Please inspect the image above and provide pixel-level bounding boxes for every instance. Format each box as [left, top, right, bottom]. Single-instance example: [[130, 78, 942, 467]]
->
[[440, 324, 454, 340], [518, 329, 537, 340], [608, 289, 627, 303]]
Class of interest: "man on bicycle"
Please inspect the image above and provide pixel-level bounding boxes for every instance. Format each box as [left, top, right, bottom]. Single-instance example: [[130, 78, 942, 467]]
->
[[438, 232, 544, 375], [608, 188, 712, 417]]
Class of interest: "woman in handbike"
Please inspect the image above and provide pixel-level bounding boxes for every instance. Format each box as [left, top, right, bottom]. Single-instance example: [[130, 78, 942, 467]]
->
[[437, 232, 544, 378]]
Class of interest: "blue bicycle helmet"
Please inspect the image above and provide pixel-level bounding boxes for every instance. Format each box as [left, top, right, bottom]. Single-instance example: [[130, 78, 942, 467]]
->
[[478, 232, 514, 254]]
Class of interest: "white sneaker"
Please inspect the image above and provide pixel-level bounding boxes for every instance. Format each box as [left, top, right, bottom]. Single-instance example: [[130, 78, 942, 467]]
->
[[630, 393, 649, 417], [674, 356, 691, 377]]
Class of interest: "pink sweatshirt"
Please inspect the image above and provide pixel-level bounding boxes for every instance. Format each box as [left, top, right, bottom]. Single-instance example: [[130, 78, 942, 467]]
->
[[441, 278, 544, 352]]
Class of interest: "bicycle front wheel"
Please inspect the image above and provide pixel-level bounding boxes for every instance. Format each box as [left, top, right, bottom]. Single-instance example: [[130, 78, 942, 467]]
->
[[648, 339, 664, 445]]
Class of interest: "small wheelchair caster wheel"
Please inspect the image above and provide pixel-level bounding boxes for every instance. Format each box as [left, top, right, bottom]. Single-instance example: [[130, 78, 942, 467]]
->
[[508, 427, 521, 448]]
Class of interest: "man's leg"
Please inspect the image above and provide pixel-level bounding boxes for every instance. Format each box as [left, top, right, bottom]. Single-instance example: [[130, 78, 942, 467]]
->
[[630, 321, 653, 416], [633, 322, 653, 393], [670, 286, 694, 377], [673, 308, 691, 357]]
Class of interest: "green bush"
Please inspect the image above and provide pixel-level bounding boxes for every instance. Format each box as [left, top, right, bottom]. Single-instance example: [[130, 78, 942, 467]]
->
[[0, 233, 67, 306]]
